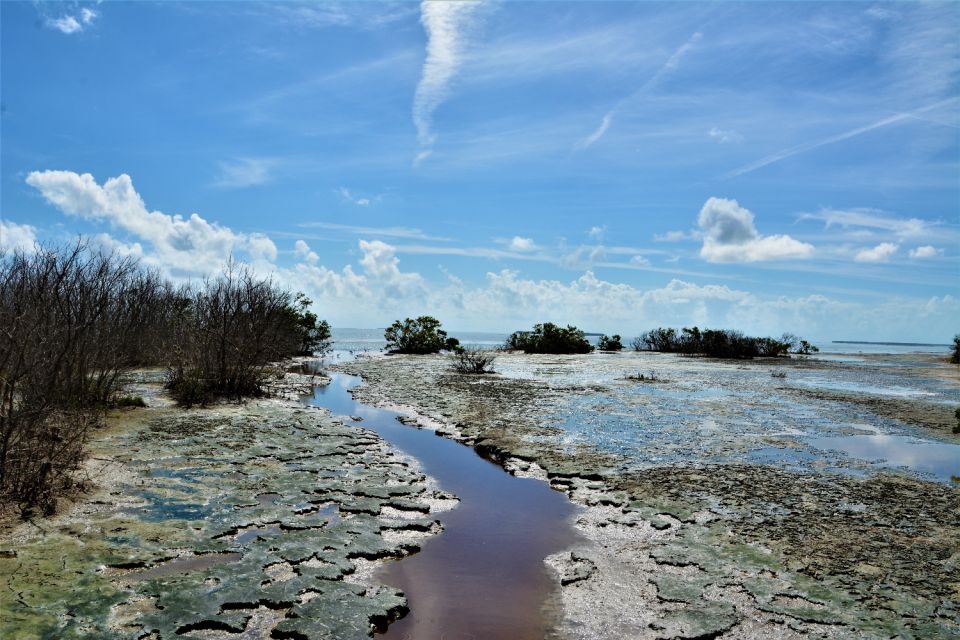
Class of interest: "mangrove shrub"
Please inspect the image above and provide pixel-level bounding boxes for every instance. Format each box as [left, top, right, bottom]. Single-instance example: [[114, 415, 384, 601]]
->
[[384, 316, 460, 354], [506, 323, 593, 354]]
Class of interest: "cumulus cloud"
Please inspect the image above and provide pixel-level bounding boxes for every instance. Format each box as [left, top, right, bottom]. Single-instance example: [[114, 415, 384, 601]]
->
[[854, 242, 898, 263], [412, 1, 483, 161], [655, 229, 700, 242], [909, 245, 941, 259], [25, 170, 277, 277], [507, 236, 537, 252], [294, 239, 320, 264], [697, 197, 814, 263], [0, 220, 38, 252], [588, 225, 607, 240]]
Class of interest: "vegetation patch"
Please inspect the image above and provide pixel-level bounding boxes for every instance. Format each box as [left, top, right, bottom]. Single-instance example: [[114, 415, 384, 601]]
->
[[632, 326, 818, 359], [506, 323, 594, 354], [384, 316, 460, 354]]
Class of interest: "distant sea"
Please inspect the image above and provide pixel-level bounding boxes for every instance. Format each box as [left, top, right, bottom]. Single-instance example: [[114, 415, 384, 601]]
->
[[330, 328, 952, 356]]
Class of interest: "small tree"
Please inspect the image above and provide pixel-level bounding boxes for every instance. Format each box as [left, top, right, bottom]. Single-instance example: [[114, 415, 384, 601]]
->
[[451, 348, 496, 374], [951, 335, 959, 365], [384, 316, 459, 354], [505, 323, 593, 354], [282, 293, 331, 356], [597, 334, 623, 351]]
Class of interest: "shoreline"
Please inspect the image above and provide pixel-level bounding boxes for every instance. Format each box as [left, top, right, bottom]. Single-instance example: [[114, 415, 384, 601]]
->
[[333, 351, 960, 639], [0, 367, 453, 639]]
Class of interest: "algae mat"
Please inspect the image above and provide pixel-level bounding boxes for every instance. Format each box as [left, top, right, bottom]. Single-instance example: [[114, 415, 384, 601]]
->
[[0, 398, 452, 639]]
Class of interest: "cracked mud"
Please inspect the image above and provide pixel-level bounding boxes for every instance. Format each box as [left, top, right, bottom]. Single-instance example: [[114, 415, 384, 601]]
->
[[0, 369, 450, 639]]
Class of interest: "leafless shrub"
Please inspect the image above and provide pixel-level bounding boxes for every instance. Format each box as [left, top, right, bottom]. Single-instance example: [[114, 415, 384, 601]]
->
[[450, 349, 496, 374], [0, 242, 170, 513], [165, 261, 308, 404]]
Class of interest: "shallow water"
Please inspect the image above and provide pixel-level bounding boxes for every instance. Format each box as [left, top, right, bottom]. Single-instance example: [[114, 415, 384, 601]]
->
[[305, 372, 580, 640], [492, 352, 960, 483]]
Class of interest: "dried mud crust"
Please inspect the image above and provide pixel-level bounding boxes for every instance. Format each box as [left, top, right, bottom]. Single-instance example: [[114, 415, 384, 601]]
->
[[334, 353, 960, 639], [0, 391, 452, 639]]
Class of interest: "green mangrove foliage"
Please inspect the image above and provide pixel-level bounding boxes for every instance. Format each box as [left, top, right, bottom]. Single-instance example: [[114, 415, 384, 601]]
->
[[0, 243, 330, 513], [506, 323, 594, 354], [384, 316, 460, 354], [951, 335, 959, 364], [632, 327, 818, 359], [597, 334, 624, 351]]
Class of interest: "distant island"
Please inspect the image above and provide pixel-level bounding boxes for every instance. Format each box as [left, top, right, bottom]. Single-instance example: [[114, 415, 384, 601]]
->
[[833, 340, 951, 347]]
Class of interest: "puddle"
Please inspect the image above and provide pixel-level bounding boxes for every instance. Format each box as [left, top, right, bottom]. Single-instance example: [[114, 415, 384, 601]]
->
[[305, 373, 580, 640], [805, 434, 960, 482], [125, 553, 242, 581]]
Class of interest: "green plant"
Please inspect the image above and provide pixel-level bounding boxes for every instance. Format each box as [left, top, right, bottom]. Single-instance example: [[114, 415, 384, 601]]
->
[[384, 316, 459, 354], [113, 395, 147, 408], [505, 323, 593, 354], [597, 334, 623, 351], [954, 407, 960, 434], [951, 335, 959, 365], [282, 293, 332, 356]]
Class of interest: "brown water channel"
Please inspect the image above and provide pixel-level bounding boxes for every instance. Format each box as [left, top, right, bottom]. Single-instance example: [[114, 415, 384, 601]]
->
[[305, 372, 581, 640]]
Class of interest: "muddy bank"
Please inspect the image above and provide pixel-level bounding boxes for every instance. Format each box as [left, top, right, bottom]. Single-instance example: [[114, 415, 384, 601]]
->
[[0, 369, 451, 639], [334, 352, 960, 639]]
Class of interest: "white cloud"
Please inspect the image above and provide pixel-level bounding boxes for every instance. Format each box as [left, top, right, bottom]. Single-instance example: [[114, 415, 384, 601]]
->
[[708, 127, 744, 144], [212, 157, 276, 188], [698, 197, 814, 263], [294, 239, 320, 264], [413, 1, 484, 161], [338, 187, 371, 206], [800, 207, 942, 241], [297, 222, 451, 242], [630, 255, 650, 266], [655, 229, 700, 242], [508, 236, 537, 252], [578, 112, 613, 149], [45, 7, 97, 34], [0, 220, 38, 252], [25, 170, 277, 278], [909, 245, 941, 259], [855, 242, 898, 263], [588, 225, 607, 240]]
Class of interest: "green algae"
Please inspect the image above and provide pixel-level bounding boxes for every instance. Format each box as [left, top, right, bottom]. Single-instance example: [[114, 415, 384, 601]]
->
[[0, 396, 443, 639]]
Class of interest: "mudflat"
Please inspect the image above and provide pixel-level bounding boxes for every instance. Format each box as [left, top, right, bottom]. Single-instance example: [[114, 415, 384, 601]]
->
[[334, 350, 960, 639]]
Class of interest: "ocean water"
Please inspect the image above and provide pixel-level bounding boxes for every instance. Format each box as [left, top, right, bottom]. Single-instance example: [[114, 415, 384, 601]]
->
[[331, 328, 953, 356]]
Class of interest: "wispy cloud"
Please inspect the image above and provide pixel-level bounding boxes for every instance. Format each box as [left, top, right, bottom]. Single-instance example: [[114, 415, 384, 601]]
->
[[211, 157, 277, 188], [337, 187, 372, 206], [727, 97, 958, 177], [708, 127, 744, 144], [297, 222, 451, 242], [577, 31, 702, 149], [799, 207, 951, 241], [413, 1, 484, 163]]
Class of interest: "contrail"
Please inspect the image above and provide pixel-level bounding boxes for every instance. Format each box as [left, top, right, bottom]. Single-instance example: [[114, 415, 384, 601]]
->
[[726, 97, 958, 178]]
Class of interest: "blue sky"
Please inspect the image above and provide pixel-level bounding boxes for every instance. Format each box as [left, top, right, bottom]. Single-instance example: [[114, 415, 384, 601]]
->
[[2, 1, 958, 341]]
